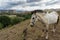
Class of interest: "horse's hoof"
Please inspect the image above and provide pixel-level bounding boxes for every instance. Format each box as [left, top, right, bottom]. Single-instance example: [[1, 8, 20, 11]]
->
[[45, 38, 48, 40], [23, 39, 26, 40], [45, 36, 48, 40], [30, 25, 34, 27], [45, 39, 48, 40]]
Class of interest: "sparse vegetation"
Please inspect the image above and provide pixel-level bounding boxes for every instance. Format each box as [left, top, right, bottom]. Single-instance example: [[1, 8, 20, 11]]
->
[[0, 23, 3, 29], [17, 13, 32, 20], [11, 17, 22, 25], [0, 13, 32, 29], [0, 16, 19, 29]]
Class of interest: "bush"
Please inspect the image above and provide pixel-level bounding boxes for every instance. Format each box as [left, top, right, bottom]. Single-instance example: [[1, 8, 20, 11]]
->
[[0, 23, 3, 29], [23, 14, 32, 20], [16, 14, 32, 20], [0, 14, 32, 29], [11, 17, 21, 25], [0, 16, 11, 27]]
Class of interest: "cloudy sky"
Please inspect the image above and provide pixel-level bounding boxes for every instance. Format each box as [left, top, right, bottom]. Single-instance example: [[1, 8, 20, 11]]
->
[[0, 0, 60, 11]]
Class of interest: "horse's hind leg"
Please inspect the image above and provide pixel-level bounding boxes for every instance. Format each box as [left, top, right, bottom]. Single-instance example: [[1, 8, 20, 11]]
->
[[45, 24, 49, 40], [52, 16, 59, 33], [52, 24, 56, 33]]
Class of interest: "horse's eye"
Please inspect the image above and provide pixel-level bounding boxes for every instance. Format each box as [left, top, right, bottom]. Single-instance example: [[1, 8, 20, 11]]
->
[[32, 17, 34, 19]]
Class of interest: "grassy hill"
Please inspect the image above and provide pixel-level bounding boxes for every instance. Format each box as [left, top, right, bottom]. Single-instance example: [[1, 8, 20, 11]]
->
[[0, 20, 30, 40], [0, 18, 60, 40]]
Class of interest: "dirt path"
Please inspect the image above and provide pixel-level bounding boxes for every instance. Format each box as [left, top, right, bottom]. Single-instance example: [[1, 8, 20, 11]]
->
[[0, 16, 60, 40]]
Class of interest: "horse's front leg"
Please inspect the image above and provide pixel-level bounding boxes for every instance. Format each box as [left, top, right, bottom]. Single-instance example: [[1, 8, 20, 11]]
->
[[45, 24, 49, 40], [41, 24, 46, 38]]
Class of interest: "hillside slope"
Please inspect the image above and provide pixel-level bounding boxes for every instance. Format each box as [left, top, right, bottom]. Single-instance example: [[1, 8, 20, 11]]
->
[[0, 14, 60, 40], [0, 20, 30, 40]]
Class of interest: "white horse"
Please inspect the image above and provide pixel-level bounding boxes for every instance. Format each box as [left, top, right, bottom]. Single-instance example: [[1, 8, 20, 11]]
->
[[30, 10, 59, 39]]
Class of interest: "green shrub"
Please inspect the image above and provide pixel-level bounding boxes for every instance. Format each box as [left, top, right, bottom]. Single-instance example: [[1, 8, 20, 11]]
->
[[0, 16, 11, 27], [16, 14, 32, 19], [23, 14, 32, 20], [0, 14, 32, 29], [11, 17, 21, 25], [0, 23, 3, 29]]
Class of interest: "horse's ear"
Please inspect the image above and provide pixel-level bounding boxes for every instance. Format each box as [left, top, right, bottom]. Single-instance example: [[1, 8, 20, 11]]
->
[[31, 10, 36, 14], [31, 11, 33, 14]]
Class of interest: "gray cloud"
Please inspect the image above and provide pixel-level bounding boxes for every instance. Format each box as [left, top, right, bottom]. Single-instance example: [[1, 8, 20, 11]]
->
[[0, 0, 60, 10], [27, 0, 41, 3], [46, 0, 60, 6], [0, 0, 26, 10]]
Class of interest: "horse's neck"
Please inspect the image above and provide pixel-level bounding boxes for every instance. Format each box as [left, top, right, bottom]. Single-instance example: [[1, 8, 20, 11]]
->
[[36, 13, 48, 24], [36, 13, 46, 21], [36, 13, 45, 18]]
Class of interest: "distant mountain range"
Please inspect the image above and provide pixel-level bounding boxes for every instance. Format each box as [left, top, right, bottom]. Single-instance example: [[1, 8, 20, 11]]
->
[[0, 9, 60, 13], [45, 9, 60, 11]]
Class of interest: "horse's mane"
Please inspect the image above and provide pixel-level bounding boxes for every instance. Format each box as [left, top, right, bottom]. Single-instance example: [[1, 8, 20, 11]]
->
[[31, 10, 43, 14]]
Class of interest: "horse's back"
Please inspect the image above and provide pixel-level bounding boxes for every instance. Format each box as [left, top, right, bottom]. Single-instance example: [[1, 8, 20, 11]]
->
[[44, 11, 59, 24]]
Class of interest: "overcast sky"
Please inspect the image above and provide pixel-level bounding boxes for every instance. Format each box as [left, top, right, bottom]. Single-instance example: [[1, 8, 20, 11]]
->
[[0, 0, 60, 11]]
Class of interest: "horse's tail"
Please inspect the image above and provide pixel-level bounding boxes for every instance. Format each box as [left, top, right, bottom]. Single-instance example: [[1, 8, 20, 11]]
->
[[56, 16, 59, 24]]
